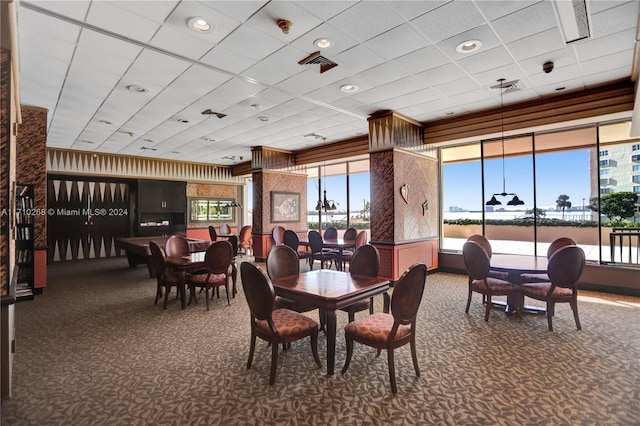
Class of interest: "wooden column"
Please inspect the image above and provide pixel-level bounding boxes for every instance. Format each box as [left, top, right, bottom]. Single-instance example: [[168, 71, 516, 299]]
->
[[368, 111, 439, 281]]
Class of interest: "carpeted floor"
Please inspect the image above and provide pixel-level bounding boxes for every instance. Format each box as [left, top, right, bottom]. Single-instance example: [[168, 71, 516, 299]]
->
[[1, 257, 639, 425]]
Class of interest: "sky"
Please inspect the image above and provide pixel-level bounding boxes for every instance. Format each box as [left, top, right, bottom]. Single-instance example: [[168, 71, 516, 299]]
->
[[444, 149, 592, 211]]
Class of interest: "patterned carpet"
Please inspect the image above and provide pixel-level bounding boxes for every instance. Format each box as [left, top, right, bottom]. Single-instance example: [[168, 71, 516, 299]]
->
[[1, 257, 639, 425]]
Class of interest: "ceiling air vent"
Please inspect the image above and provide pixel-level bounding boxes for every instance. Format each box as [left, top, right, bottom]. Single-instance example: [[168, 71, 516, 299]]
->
[[299, 51, 338, 73], [489, 79, 521, 94], [201, 109, 227, 119]]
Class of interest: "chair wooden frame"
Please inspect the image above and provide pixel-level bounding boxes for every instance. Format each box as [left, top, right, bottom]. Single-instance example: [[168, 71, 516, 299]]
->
[[240, 262, 322, 385], [342, 263, 428, 393], [522, 245, 585, 331], [462, 241, 521, 321], [186, 240, 234, 310]]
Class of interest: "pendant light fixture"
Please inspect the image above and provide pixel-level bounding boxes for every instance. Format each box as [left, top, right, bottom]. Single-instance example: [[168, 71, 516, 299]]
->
[[486, 78, 525, 207], [314, 136, 337, 212]]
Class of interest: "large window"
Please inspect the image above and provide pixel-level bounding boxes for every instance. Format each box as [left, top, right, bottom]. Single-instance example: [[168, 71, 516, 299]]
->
[[189, 198, 234, 223], [442, 120, 640, 264], [307, 158, 370, 234]]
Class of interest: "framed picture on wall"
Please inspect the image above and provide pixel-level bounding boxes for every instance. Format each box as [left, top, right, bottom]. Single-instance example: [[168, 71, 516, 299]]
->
[[271, 191, 301, 223]]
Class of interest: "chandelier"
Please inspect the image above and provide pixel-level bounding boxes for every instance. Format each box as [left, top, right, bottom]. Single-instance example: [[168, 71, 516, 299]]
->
[[316, 189, 337, 212], [486, 78, 524, 207]]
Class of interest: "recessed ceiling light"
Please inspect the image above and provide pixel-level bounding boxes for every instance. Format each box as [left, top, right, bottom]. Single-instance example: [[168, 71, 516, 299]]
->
[[127, 85, 148, 93], [258, 116, 269, 122], [187, 17, 213, 33], [340, 84, 359, 93], [456, 39, 482, 54], [314, 38, 333, 49]]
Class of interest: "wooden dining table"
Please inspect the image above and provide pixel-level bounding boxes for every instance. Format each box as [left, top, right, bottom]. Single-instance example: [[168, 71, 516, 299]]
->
[[490, 254, 548, 314], [165, 252, 206, 309], [270, 269, 390, 375], [298, 238, 356, 271]]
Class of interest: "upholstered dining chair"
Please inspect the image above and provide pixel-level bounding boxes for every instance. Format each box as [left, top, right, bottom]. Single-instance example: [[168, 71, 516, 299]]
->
[[521, 245, 585, 331], [341, 230, 367, 271], [148, 241, 182, 309], [308, 230, 337, 270], [267, 244, 318, 313], [238, 225, 253, 257], [340, 244, 379, 322], [466, 234, 509, 281], [520, 237, 576, 283], [227, 235, 239, 297], [342, 263, 428, 394], [272, 225, 286, 246], [240, 262, 322, 385], [208, 225, 218, 241], [219, 223, 232, 235], [164, 234, 189, 257], [323, 226, 338, 241], [343, 227, 358, 242], [186, 240, 234, 310], [462, 240, 521, 321], [283, 229, 312, 267]]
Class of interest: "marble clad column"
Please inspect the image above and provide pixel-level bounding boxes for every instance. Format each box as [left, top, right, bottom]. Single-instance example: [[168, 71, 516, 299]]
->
[[368, 110, 439, 281]]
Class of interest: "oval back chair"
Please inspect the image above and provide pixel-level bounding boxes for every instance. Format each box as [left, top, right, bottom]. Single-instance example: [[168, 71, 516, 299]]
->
[[165, 235, 189, 257], [149, 241, 182, 309], [267, 244, 300, 279], [239, 225, 253, 257], [283, 229, 311, 266], [219, 223, 232, 235], [342, 263, 428, 393], [521, 237, 577, 283], [343, 227, 358, 242], [522, 245, 585, 331], [240, 262, 321, 385], [340, 244, 380, 322], [272, 226, 286, 245], [462, 241, 520, 322], [187, 240, 234, 309], [208, 225, 218, 241], [323, 226, 338, 241]]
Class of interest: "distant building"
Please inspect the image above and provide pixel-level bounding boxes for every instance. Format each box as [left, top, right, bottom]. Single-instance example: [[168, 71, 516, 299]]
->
[[593, 142, 640, 220]]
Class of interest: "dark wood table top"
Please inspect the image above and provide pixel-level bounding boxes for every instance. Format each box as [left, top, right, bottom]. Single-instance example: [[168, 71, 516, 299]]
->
[[115, 236, 211, 255], [270, 269, 389, 310], [490, 254, 548, 274], [298, 238, 355, 249]]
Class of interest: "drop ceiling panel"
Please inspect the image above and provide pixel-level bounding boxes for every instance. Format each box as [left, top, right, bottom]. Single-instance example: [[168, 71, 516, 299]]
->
[[149, 26, 216, 61], [18, 7, 81, 43], [391, 45, 451, 75], [78, 30, 143, 61], [199, 46, 255, 74], [295, 1, 358, 21], [85, 1, 161, 44], [410, 1, 485, 43], [220, 24, 286, 61], [506, 27, 566, 61], [490, 1, 557, 43], [590, 2, 640, 36], [363, 24, 428, 61], [456, 46, 514, 75], [328, 1, 404, 43], [16, 1, 640, 165]]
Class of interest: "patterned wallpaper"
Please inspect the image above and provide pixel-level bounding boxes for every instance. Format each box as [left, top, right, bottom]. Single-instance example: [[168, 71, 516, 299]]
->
[[255, 170, 307, 234], [370, 149, 438, 244], [16, 106, 47, 248], [1, 49, 9, 296]]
